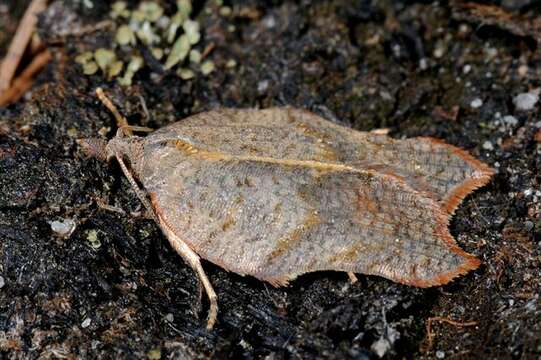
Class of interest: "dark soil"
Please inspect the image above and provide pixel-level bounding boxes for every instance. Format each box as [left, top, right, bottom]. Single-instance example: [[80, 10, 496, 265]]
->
[[1, 0, 540, 359]]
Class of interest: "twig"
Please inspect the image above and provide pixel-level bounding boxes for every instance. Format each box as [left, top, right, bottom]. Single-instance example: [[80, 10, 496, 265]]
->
[[201, 42, 216, 59], [96, 88, 132, 136], [424, 316, 478, 352], [452, 1, 541, 45], [0, 49, 51, 106], [0, 0, 48, 92]]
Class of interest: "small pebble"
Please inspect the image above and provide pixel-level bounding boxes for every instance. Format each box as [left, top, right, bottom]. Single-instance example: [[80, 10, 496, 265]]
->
[[81, 318, 91, 328], [513, 90, 539, 111], [0, 276, 5, 289], [433, 45, 445, 58], [470, 98, 483, 109], [371, 338, 391, 358], [49, 218, 77, 237], [518, 64, 529, 77], [502, 115, 518, 126], [463, 64, 471, 74], [165, 313, 174, 322], [436, 350, 445, 359], [482, 141, 494, 151], [219, 6, 232, 17], [419, 58, 428, 70], [257, 79, 270, 93]]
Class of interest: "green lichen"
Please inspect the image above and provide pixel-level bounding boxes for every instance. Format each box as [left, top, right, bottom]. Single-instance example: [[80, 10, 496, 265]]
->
[[108, 60, 124, 79], [110, 1, 130, 18], [116, 25, 136, 46], [183, 19, 200, 45], [177, 68, 195, 79], [76, 0, 232, 85], [138, 1, 163, 22], [82, 61, 98, 75], [86, 229, 101, 249], [165, 34, 190, 69], [75, 51, 93, 64], [94, 48, 116, 73], [200, 60, 215, 75], [118, 56, 144, 86], [189, 49, 201, 64]]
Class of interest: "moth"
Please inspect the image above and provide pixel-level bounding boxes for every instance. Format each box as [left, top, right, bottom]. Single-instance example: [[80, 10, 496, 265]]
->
[[80, 88, 494, 330]]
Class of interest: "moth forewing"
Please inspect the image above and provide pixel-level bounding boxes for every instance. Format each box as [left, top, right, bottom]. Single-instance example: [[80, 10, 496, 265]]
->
[[87, 89, 493, 331]]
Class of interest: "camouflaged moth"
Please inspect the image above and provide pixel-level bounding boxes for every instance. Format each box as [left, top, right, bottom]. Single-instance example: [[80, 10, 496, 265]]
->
[[80, 88, 494, 330]]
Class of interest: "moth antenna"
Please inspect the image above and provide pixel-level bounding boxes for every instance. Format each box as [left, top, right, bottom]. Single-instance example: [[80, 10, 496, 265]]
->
[[96, 87, 133, 136]]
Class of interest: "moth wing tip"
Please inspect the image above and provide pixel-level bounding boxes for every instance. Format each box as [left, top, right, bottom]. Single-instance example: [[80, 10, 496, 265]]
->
[[403, 252, 481, 288]]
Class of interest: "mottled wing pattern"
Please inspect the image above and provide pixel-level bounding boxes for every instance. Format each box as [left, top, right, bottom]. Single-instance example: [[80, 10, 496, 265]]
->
[[142, 147, 479, 287], [148, 108, 494, 214], [136, 107, 491, 287]]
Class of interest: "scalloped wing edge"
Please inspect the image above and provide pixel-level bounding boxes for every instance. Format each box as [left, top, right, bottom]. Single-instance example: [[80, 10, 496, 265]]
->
[[419, 137, 495, 215]]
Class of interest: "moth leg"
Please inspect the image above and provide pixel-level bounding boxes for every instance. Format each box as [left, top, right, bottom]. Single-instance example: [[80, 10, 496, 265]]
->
[[347, 272, 359, 284], [115, 154, 159, 223], [116, 154, 218, 329], [96, 87, 132, 136], [157, 217, 218, 330]]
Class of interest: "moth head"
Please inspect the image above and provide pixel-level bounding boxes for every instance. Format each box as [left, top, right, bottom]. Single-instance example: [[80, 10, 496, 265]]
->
[[77, 138, 109, 161]]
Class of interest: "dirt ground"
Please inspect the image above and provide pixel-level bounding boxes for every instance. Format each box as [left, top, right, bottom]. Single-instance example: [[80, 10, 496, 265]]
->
[[1, 0, 540, 359]]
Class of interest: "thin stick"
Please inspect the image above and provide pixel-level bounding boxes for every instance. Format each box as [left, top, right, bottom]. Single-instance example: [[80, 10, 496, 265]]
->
[[0, 49, 51, 106], [425, 316, 477, 351], [95, 87, 132, 136], [0, 0, 48, 92]]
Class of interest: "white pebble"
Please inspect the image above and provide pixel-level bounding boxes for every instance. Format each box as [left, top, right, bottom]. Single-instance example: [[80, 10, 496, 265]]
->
[[502, 115, 518, 126], [470, 98, 483, 109], [524, 189, 533, 196], [482, 141, 494, 151], [0, 276, 4, 289], [518, 65, 528, 77], [419, 58, 428, 70], [371, 338, 391, 358], [81, 318, 91, 328], [49, 218, 76, 237], [433, 46, 445, 59], [257, 79, 269, 93], [463, 64, 471, 74], [436, 350, 445, 359], [513, 90, 539, 111]]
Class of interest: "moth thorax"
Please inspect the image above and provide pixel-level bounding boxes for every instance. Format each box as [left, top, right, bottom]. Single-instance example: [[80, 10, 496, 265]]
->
[[107, 136, 144, 169]]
